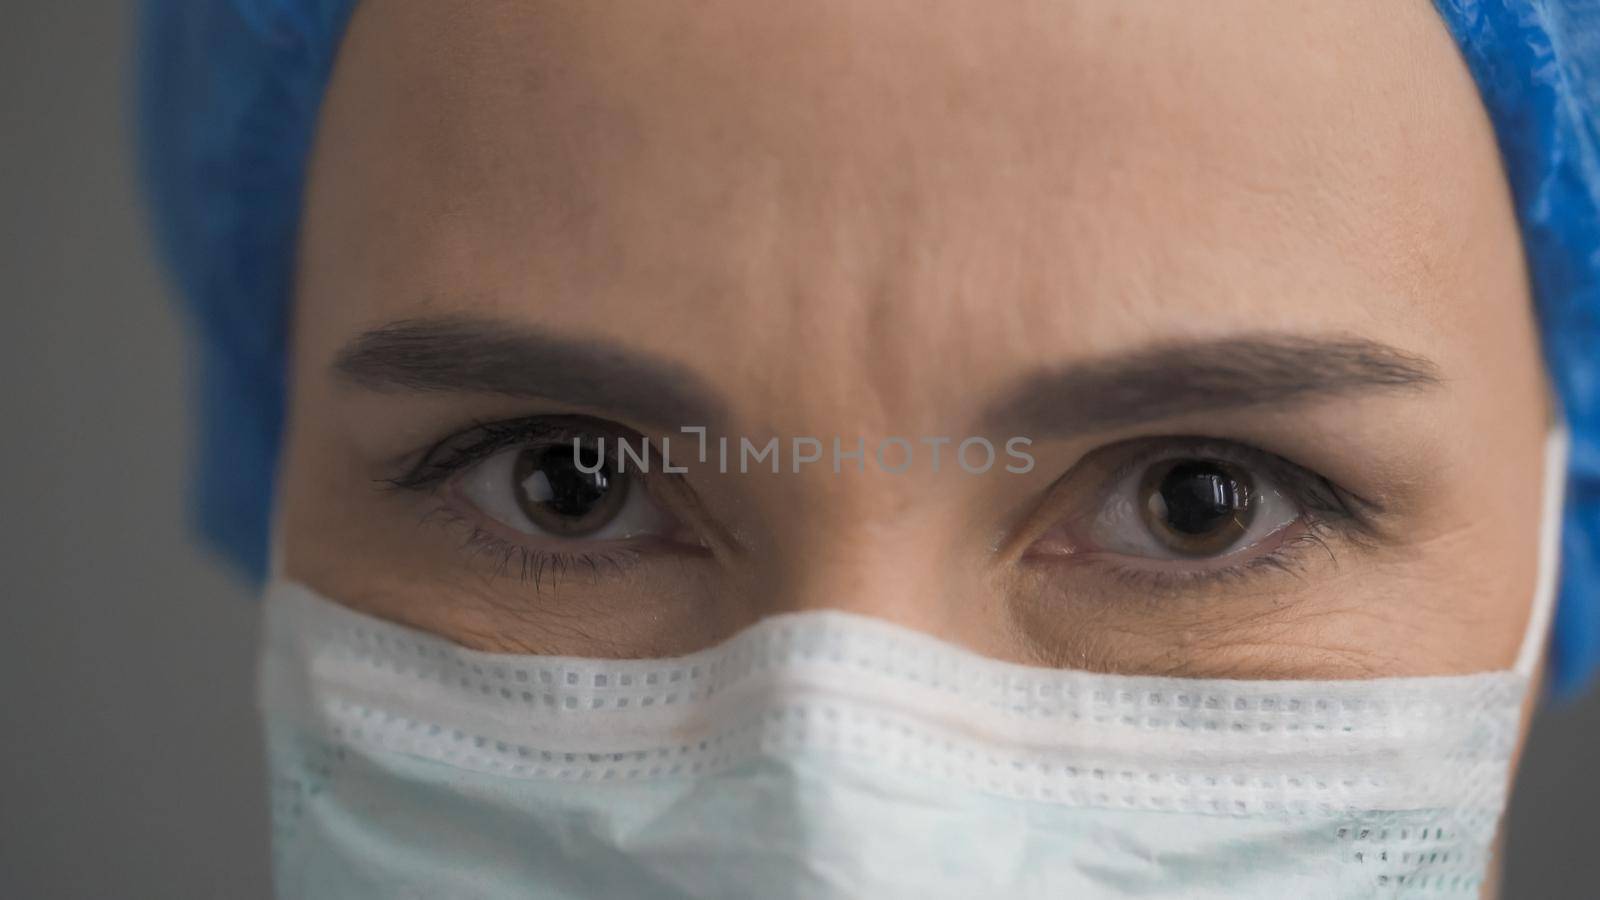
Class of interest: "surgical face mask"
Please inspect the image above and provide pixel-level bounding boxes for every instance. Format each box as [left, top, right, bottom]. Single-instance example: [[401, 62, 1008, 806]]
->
[[258, 425, 1570, 900]]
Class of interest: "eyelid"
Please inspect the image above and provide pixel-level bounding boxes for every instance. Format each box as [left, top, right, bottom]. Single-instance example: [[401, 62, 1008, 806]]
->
[[383, 415, 646, 492], [416, 500, 653, 587], [1066, 519, 1340, 597]]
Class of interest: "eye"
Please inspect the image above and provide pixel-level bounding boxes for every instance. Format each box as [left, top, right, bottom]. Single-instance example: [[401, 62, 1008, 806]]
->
[[457, 437, 679, 541], [1032, 443, 1308, 565], [1098, 453, 1298, 561]]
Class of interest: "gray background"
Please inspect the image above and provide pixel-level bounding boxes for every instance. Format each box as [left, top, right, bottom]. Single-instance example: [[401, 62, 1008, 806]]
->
[[1, 2, 1595, 897]]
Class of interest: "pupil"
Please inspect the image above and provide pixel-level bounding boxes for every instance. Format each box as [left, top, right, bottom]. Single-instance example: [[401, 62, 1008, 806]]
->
[[512, 441, 629, 535], [1157, 460, 1247, 535], [535, 444, 610, 517]]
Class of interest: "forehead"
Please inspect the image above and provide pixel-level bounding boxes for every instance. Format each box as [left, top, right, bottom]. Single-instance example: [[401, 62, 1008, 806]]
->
[[296, 0, 1516, 429]]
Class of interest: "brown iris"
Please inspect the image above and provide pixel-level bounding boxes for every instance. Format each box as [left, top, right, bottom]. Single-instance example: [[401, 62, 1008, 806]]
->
[[1137, 458, 1255, 556], [510, 441, 631, 537]]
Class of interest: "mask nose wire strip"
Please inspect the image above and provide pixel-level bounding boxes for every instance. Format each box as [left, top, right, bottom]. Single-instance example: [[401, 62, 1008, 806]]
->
[[1515, 420, 1572, 679]]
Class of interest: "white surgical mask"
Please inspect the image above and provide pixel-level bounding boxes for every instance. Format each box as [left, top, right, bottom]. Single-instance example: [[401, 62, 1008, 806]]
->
[[258, 424, 1569, 899]]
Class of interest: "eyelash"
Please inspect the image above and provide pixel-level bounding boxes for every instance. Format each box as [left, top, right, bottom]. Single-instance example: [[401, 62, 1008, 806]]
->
[[420, 505, 648, 587], [1080, 520, 1341, 595], [385, 415, 665, 585], [384, 415, 636, 491], [1071, 437, 1382, 593], [387, 417, 1381, 592]]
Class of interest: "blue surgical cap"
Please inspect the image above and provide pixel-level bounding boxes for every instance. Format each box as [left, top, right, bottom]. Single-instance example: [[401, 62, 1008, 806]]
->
[[138, 0, 1600, 697]]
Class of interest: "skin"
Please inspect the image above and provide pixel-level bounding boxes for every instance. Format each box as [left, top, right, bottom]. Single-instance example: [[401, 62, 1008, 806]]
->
[[278, 0, 1552, 891]]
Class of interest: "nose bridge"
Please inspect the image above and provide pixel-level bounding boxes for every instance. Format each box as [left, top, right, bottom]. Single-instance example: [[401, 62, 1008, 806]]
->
[[755, 465, 998, 652]]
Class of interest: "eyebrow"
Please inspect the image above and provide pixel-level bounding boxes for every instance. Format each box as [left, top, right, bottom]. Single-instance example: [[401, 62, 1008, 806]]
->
[[982, 333, 1442, 439], [335, 318, 1442, 437], [332, 315, 729, 430]]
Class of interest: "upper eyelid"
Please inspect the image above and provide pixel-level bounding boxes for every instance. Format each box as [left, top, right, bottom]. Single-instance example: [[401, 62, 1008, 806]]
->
[[1092, 436, 1314, 500], [384, 415, 647, 491]]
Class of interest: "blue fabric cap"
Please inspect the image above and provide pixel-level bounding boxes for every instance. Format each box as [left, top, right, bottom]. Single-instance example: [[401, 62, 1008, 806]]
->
[[136, 0, 358, 583], [138, 0, 1600, 697]]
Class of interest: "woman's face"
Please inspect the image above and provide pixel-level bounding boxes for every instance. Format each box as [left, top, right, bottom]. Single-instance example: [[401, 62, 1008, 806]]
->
[[281, 0, 1551, 686]]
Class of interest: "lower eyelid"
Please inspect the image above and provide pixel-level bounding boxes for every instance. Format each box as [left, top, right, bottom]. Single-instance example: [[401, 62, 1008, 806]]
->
[[469, 529, 649, 586], [414, 499, 655, 583], [1028, 515, 1332, 591], [389, 417, 647, 491]]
